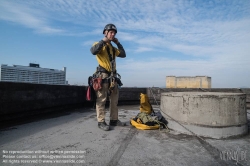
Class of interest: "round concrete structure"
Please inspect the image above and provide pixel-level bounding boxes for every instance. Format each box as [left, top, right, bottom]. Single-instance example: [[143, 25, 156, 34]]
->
[[160, 92, 248, 139]]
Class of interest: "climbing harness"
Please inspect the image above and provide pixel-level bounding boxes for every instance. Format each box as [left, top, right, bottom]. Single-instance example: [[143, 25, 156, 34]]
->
[[103, 43, 123, 96]]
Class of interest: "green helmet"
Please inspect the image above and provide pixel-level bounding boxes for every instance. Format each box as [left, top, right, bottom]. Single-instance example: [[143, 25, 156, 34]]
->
[[103, 24, 117, 34]]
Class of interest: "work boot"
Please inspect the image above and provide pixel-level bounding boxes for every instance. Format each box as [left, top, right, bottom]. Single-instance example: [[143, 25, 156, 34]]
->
[[98, 121, 110, 131], [109, 120, 126, 126]]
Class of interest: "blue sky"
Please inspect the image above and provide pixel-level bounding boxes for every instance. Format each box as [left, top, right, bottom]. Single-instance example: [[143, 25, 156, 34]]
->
[[0, 0, 250, 87]]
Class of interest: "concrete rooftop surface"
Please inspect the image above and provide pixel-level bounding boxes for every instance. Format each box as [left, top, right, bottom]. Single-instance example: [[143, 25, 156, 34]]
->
[[1, 105, 250, 166]]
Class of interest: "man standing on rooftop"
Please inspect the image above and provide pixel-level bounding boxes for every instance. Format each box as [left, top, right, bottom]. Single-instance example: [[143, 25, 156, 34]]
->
[[90, 23, 126, 131]]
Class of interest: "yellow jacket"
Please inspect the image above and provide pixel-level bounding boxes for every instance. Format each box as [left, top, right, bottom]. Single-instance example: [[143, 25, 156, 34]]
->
[[90, 40, 126, 72]]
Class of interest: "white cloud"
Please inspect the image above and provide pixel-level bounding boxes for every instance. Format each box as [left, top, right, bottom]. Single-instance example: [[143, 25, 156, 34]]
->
[[0, 1, 64, 34], [118, 32, 137, 42], [135, 47, 153, 53], [1, 0, 250, 87], [81, 40, 95, 47]]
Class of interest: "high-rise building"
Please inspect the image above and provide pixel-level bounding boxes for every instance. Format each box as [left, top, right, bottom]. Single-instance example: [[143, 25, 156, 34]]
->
[[0, 63, 67, 85], [166, 76, 211, 88]]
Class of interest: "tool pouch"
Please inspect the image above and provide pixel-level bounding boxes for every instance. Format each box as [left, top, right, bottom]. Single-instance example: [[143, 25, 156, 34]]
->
[[86, 76, 97, 101], [93, 77, 102, 91]]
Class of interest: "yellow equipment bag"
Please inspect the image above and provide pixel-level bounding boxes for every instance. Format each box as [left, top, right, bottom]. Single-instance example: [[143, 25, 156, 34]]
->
[[139, 93, 152, 115], [130, 94, 168, 130], [130, 118, 160, 130], [130, 112, 168, 130]]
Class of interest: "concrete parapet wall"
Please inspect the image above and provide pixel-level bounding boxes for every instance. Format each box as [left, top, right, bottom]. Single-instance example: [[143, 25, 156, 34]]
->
[[0, 82, 145, 123], [0, 82, 85, 122], [0, 82, 249, 124], [117, 87, 146, 105]]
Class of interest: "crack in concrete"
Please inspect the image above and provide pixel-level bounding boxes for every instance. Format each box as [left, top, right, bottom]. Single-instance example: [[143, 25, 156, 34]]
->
[[196, 137, 244, 166], [107, 128, 137, 166]]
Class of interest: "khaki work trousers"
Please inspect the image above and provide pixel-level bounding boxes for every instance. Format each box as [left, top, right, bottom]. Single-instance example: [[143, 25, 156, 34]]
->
[[95, 73, 119, 122]]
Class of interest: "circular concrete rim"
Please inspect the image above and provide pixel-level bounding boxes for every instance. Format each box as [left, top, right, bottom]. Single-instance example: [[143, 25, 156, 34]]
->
[[161, 92, 246, 97]]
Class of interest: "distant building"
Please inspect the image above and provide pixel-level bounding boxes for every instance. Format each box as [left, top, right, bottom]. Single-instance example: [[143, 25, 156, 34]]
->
[[0, 63, 67, 85], [166, 76, 211, 88]]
